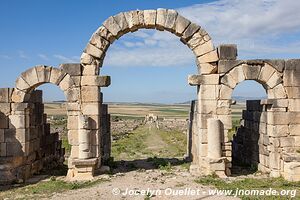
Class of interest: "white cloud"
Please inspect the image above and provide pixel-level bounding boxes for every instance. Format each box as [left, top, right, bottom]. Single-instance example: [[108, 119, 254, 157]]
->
[[0, 54, 11, 59], [18, 51, 29, 59], [53, 55, 79, 63], [38, 54, 49, 61], [103, 0, 300, 67]]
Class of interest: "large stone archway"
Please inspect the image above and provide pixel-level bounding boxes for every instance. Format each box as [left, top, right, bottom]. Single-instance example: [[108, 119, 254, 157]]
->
[[0, 8, 300, 184]]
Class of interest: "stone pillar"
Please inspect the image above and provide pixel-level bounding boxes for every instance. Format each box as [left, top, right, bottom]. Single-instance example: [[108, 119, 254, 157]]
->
[[78, 115, 90, 159], [207, 118, 222, 159]]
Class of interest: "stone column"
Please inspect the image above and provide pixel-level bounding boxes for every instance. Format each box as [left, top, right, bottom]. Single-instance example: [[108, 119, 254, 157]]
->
[[78, 115, 90, 159], [207, 118, 222, 159]]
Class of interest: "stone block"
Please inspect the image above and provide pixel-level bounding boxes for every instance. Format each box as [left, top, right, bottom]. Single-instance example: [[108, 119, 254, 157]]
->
[[68, 130, 78, 146], [84, 43, 104, 58], [285, 87, 300, 99], [187, 31, 205, 49], [0, 103, 11, 116], [21, 67, 38, 88], [267, 125, 288, 137], [82, 103, 100, 115], [49, 68, 66, 85], [82, 64, 99, 76], [188, 74, 219, 85], [67, 116, 78, 130], [243, 65, 261, 80], [103, 16, 122, 38], [15, 76, 30, 91], [285, 59, 300, 70], [218, 60, 243, 74], [267, 72, 282, 89], [283, 69, 300, 87], [65, 87, 80, 102], [220, 73, 237, 89], [96, 26, 115, 43], [0, 112, 9, 128], [280, 137, 295, 147], [143, 10, 156, 28], [289, 125, 300, 136], [258, 63, 276, 84], [11, 89, 28, 103], [35, 65, 52, 83], [174, 15, 191, 36], [197, 99, 217, 114], [60, 63, 82, 76], [0, 129, 4, 143], [228, 65, 245, 83], [59, 74, 74, 91], [219, 84, 233, 100], [193, 40, 214, 57], [217, 115, 232, 130], [9, 115, 27, 129], [80, 53, 94, 65], [164, 9, 178, 32], [201, 65, 218, 76], [289, 99, 300, 111], [81, 86, 100, 102], [268, 84, 287, 99], [0, 88, 9, 102], [0, 143, 6, 156], [198, 85, 219, 100], [217, 44, 237, 60], [89, 33, 110, 52], [123, 11, 139, 32], [113, 12, 129, 33], [156, 8, 167, 31], [283, 162, 300, 182], [181, 23, 200, 43], [267, 112, 290, 125], [197, 50, 218, 64]]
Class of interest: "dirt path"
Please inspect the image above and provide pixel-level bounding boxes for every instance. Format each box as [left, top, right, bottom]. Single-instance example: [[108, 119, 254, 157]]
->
[[48, 168, 240, 200], [145, 124, 167, 153]]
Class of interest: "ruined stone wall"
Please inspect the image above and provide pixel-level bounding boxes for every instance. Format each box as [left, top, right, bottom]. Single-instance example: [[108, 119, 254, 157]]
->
[[0, 89, 64, 184]]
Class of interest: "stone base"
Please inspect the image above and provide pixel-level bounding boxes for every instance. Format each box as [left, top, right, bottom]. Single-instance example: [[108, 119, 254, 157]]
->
[[66, 158, 98, 181]]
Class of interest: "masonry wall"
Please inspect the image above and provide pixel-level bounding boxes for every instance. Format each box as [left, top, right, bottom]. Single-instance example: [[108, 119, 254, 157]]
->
[[0, 89, 64, 184]]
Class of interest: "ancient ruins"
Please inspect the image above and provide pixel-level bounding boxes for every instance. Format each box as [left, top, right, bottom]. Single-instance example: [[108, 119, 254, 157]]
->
[[0, 8, 299, 184]]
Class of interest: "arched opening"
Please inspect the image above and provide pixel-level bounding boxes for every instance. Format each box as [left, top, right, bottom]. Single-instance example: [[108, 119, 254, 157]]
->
[[101, 29, 197, 172], [230, 80, 267, 175]]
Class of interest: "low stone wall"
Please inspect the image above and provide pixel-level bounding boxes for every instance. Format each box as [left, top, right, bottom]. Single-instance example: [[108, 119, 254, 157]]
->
[[232, 100, 300, 180], [0, 89, 64, 184]]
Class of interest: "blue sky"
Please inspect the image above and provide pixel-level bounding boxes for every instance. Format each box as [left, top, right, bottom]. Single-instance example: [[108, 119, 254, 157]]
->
[[0, 0, 299, 103]]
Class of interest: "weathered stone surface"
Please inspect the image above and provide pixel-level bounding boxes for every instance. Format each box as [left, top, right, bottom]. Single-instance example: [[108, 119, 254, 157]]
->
[[219, 84, 233, 100], [81, 76, 110, 87], [82, 65, 99, 76], [197, 62, 217, 75], [207, 119, 222, 159], [81, 86, 100, 102], [102, 16, 122, 38], [174, 15, 191, 36], [243, 65, 261, 80], [218, 60, 243, 74], [267, 112, 290, 125], [156, 8, 167, 31], [285, 59, 300, 70], [124, 11, 140, 32], [289, 99, 300, 111], [84, 43, 104, 59], [113, 12, 129, 33], [21, 68, 38, 88], [59, 74, 74, 91], [96, 26, 115, 43], [143, 10, 156, 28], [268, 84, 287, 99], [188, 74, 219, 85], [187, 31, 205, 49], [82, 103, 100, 115], [0, 88, 10, 103], [164, 9, 178, 32], [197, 50, 219, 64], [285, 87, 300, 99], [15, 76, 30, 91], [283, 69, 300, 87], [193, 40, 214, 57], [65, 87, 80, 102], [229, 65, 245, 83], [258, 63, 276, 84], [181, 23, 200, 43], [289, 125, 300, 136], [267, 125, 288, 137], [267, 71, 282, 89], [49, 68, 66, 85], [60, 64, 82, 76], [220, 73, 237, 89], [35, 66, 52, 83], [89, 33, 110, 52], [197, 99, 217, 114], [198, 85, 219, 100], [218, 44, 237, 60], [80, 53, 94, 65]]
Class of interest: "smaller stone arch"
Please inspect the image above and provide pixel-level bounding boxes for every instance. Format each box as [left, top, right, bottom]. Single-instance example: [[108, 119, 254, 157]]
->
[[12, 65, 77, 103], [219, 62, 287, 100]]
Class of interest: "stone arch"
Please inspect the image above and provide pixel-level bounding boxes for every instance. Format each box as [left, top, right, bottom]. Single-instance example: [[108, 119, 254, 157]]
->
[[80, 9, 218, 75], [12, 65, 78, 103], [219, 62, 287, 100]]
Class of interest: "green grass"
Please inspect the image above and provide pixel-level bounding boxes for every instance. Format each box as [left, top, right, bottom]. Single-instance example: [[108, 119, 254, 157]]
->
[[0, 178, 108, 199], [158, 129, 187, 157], [195, 176, 300, 199]]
